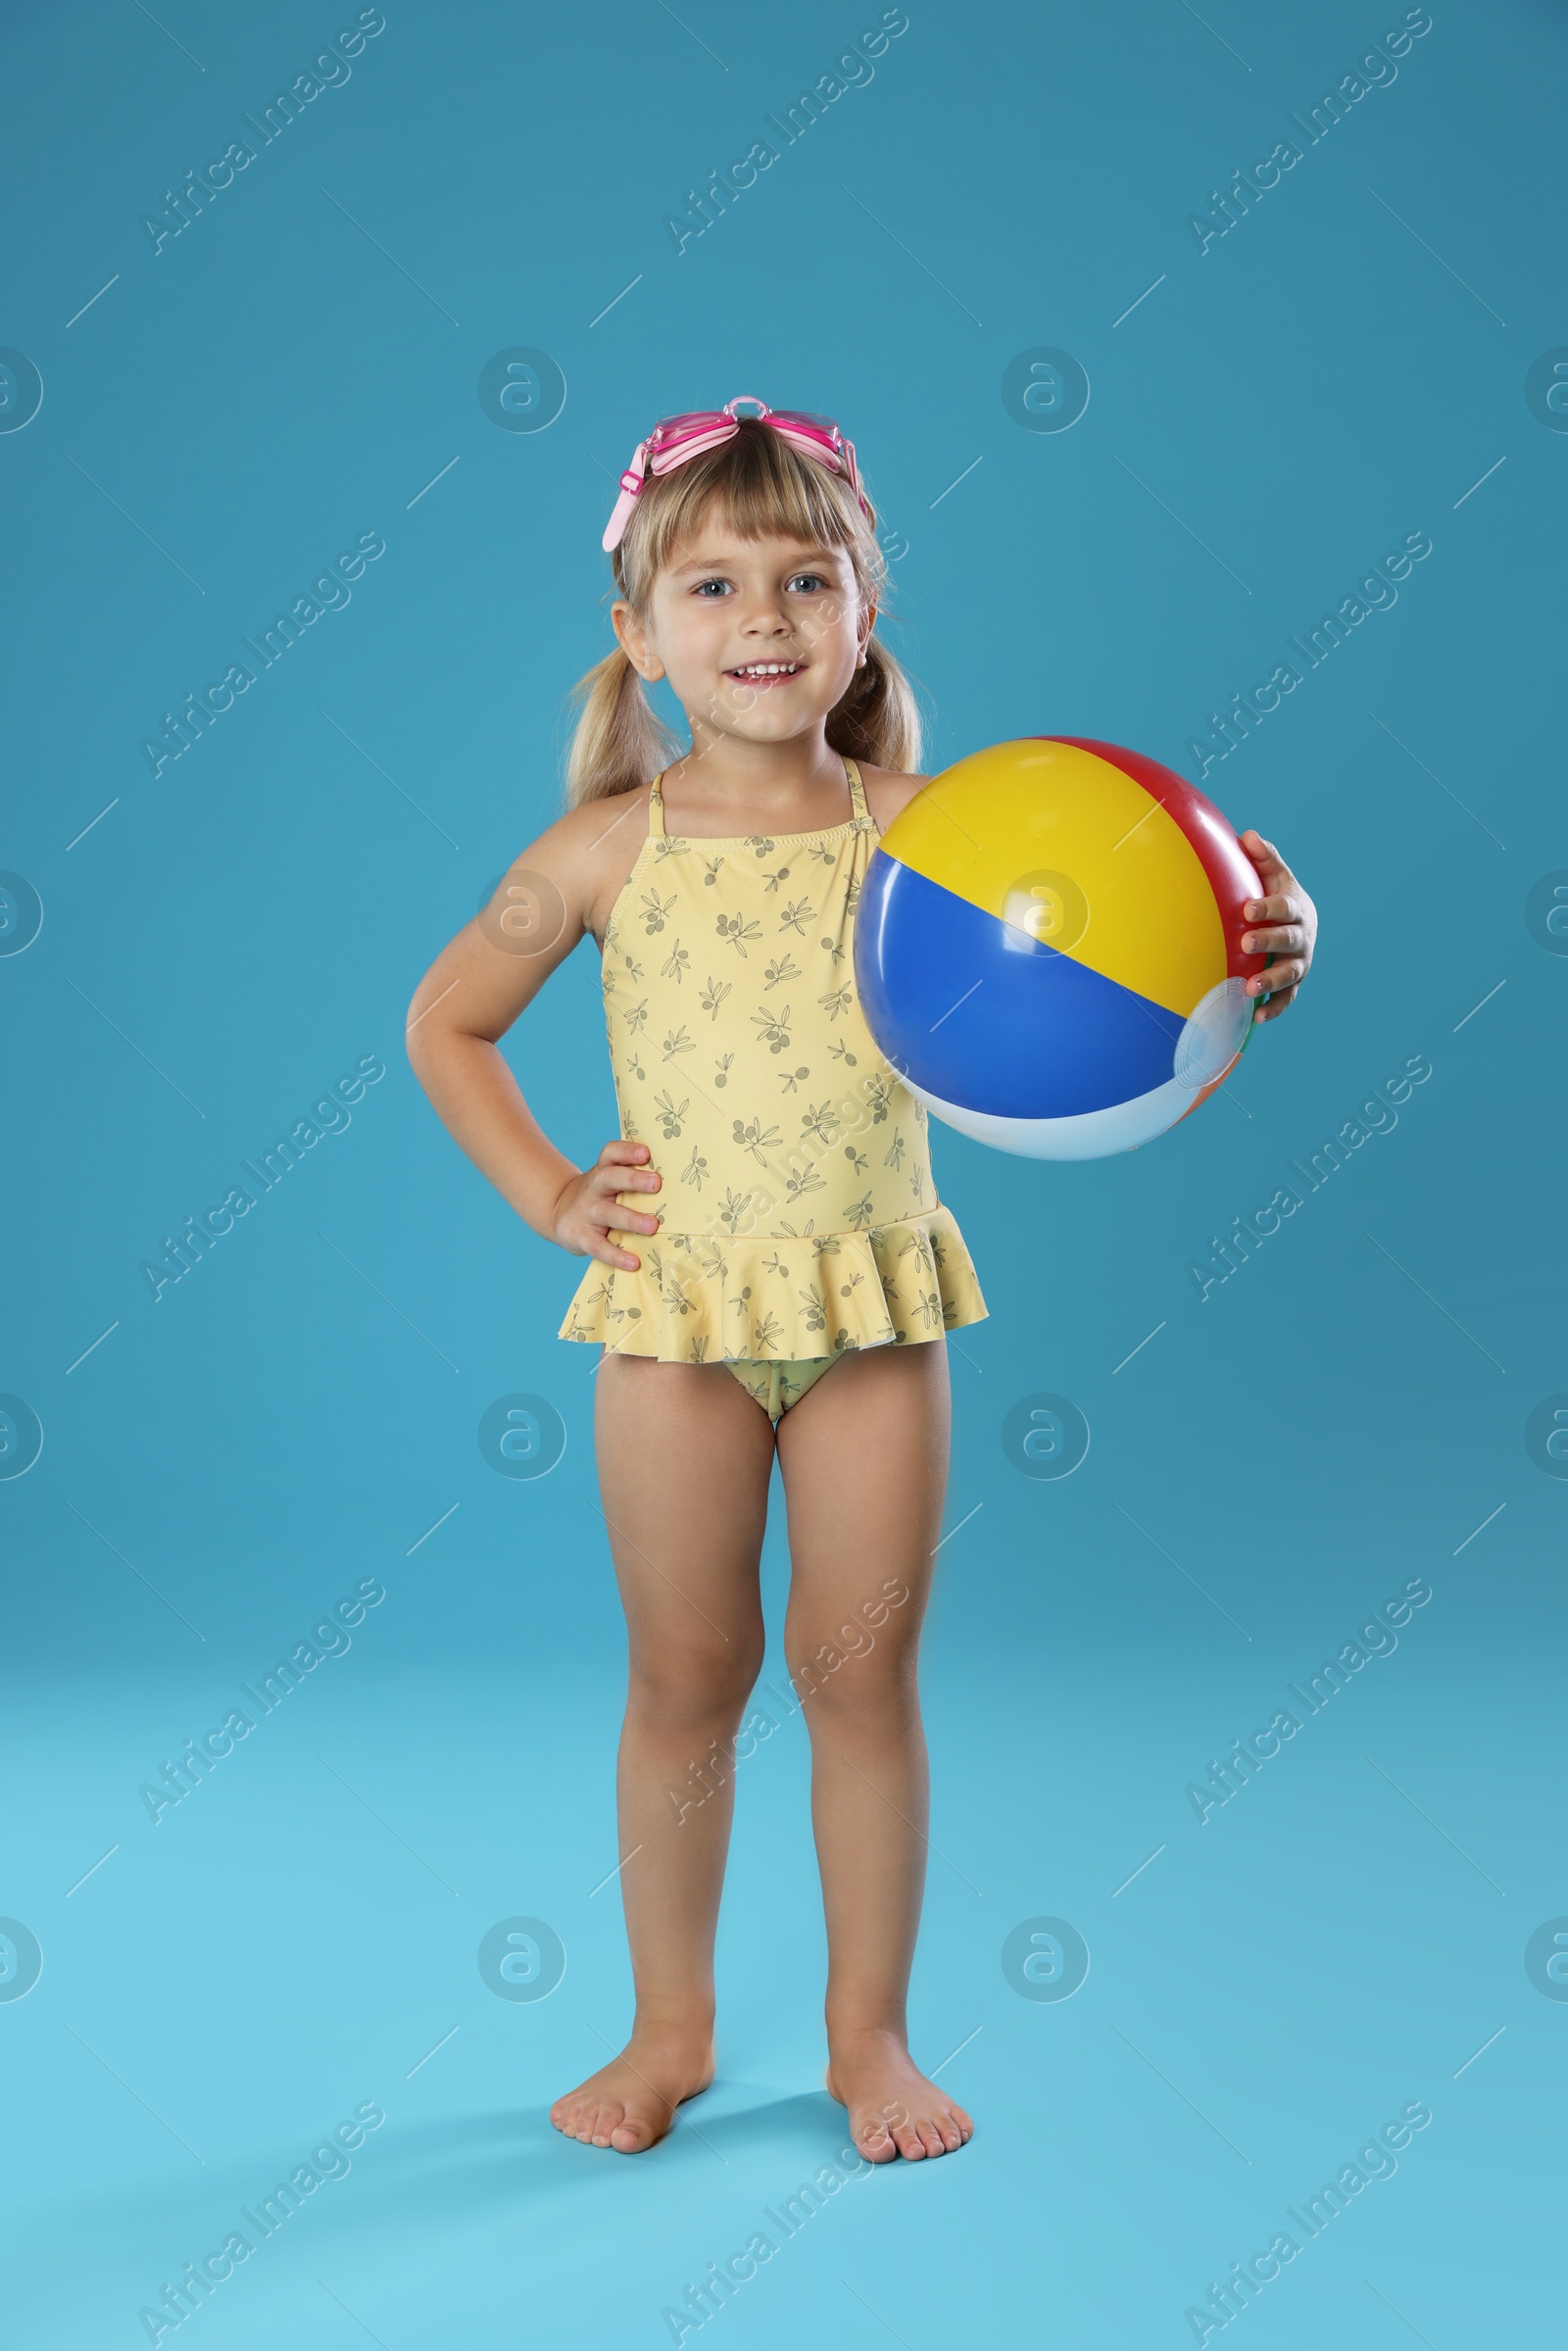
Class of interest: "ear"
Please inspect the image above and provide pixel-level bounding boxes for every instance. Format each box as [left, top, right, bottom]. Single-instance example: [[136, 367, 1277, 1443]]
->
[[858, 602, 878, 666], [612, 598, 664, 683]]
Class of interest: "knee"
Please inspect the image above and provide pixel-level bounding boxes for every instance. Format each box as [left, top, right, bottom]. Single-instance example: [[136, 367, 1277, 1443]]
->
[[788, 1635, 917, 1731], [628, 1626, 764, 1727]]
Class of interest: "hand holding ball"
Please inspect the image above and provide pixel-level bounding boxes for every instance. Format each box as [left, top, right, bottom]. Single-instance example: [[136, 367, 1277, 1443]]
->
[[855, 738, 1268, 1159]]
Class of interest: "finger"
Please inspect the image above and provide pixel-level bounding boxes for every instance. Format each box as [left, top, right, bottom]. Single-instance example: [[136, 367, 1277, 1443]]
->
[[1242, 890, 1300, 925], [585, 1237, 642, 1269], [599, 1138, 653, 1163], [582, 1212, 644, 1269], [596, 1199, 659, 1237], [1240, 833, 1296, 889], [591, 1193, 660, 1236], [1251, 983, 1298, 1022], [598, 1162, 661, 1196], [1246, 958, 1304, 997], [1241, 923, 1307, 955]]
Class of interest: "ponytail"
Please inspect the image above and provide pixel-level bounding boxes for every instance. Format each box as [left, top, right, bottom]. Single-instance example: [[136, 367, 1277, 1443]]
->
[[564, 646, 679, 810], [826, 632, 922, 773]]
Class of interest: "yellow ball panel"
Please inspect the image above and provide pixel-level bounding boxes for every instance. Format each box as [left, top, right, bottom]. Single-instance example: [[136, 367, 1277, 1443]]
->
[[882, 739, 1228, 1018]]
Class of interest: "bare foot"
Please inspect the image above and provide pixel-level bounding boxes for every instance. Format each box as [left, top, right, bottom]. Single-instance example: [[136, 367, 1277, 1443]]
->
[[550, 2028, 714, 2154], [825, 2027, 973, 2162]]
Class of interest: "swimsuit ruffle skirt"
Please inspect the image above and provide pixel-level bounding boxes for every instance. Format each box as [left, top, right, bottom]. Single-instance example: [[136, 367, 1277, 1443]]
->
[[558, 758, 988, 1381]]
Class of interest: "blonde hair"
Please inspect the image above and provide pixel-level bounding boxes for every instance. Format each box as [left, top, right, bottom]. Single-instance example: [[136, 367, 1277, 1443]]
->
[[564, 418, 921, 808]]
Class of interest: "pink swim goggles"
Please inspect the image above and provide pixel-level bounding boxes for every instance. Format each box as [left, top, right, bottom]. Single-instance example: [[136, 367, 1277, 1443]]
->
[[602, 395, 871, 552]]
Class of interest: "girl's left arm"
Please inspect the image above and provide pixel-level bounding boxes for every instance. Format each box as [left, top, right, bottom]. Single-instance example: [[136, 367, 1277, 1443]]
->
[[1237, 831, 1317, 1024]]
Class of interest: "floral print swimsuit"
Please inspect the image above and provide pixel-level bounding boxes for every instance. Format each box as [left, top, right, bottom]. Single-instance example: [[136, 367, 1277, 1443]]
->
[[558, 757, 988, 1420]]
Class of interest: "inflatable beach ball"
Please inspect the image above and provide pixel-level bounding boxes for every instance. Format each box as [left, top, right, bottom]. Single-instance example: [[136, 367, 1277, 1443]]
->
[[855, 738, 1269, 1160]]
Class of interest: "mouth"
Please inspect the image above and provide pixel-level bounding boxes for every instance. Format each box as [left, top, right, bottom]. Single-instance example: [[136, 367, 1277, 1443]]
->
[[725, 661, 806, 689]]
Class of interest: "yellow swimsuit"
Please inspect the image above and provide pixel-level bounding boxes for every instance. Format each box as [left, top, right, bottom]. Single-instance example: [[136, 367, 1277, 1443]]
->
[[558, 757, 988, 1419]]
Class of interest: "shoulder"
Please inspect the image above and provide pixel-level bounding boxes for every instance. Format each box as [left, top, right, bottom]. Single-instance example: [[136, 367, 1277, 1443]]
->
[[552, 780, 655, 866], [560, 783, 658, 946], [855, 761, 933, 835], [493, 783, 655, 956], [859, 761, 930, 837]]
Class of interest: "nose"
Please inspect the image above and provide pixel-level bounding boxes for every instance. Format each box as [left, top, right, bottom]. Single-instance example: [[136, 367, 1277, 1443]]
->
[[735, 588, 793, 637]]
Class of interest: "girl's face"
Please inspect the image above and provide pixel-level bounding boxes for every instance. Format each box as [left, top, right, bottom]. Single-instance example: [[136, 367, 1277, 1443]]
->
[[613, 522, 872, 752]]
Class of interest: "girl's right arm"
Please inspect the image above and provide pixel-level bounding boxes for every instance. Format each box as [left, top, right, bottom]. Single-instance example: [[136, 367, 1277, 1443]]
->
[[404, 801, 662, 1273]]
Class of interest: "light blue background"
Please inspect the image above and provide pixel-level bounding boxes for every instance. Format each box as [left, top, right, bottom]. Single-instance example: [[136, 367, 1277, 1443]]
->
[[3, 1, 1563, 2343]]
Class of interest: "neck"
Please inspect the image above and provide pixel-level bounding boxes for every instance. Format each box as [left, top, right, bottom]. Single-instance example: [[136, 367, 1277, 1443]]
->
[[662, 727, 850, 826]]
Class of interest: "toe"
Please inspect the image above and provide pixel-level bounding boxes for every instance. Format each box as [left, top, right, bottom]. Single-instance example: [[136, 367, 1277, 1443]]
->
[[916, 2118, 947, 2158], [591, 2101, 623, 2148], [611, 2116, 655, 2153], [935, 2115, 962, 2152], [858, 2120, 898, 2164], [892, 2119, 926, 2160]]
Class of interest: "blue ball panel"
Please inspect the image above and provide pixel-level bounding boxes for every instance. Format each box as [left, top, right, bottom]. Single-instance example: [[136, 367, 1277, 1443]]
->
[[857, 854, 1185, 1117]]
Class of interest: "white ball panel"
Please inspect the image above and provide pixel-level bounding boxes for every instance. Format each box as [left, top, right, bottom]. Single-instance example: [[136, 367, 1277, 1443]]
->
[[905, 1073, 1190, 1160]]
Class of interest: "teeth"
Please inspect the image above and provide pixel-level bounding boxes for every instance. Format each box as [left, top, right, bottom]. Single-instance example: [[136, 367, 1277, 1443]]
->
[[732, 661, 801, 677]]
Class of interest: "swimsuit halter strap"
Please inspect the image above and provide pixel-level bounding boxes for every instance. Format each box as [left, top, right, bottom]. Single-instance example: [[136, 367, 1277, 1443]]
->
[[650, 757, 862, 835]]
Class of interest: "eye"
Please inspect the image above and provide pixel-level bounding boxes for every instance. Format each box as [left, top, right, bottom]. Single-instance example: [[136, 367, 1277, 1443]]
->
[[786, 572, 827, 594], [692, 577, 732, 598]]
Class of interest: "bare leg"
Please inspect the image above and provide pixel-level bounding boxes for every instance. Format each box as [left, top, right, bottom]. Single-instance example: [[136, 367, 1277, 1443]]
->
[[775, 1338, 973, 2161], [550, 1351, 774, 2152]]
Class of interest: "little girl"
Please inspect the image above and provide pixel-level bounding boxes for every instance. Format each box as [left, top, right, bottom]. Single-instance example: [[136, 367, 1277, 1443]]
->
[[407, 398, 1315, 2163]]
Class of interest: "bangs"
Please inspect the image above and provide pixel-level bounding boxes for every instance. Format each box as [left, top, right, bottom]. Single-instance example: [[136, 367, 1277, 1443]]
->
[[615, 419, 879, 596]]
